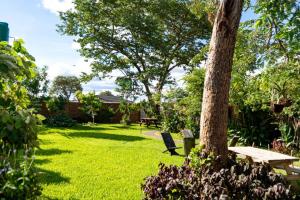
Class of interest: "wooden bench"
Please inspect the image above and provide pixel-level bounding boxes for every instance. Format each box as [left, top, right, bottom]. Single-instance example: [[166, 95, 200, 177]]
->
[[161, 132, 181, 156], [229, 146, 300, 181]]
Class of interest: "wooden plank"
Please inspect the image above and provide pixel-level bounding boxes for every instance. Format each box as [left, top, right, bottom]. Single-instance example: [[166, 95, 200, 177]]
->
[[285, 175, 300, 181], [229, 147, 299, 163], [276, 165, 300, 174]]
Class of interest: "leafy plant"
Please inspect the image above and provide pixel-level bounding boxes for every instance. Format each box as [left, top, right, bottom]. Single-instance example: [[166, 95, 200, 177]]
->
[[0, 39, 43, 198], [45, 113, 76, 127], [97, 107, 115, 123], [142, 148, 296, 199], [0, 109, 44, 149], [76, 91, 102, 124], [46, 96, 66, 113], [0, 147, 42, 199]]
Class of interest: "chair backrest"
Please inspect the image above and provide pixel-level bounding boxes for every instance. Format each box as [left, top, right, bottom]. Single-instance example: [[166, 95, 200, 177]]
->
[[161, 132, 176, 149]]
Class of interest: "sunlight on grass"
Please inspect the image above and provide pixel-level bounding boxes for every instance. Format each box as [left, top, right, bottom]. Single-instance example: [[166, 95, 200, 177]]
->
[[36, 124, 184, 199]]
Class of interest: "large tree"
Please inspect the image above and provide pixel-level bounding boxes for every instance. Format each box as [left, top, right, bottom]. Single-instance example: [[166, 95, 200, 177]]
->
[[58, 0, 211, 114], [199, 0, 299, 157], [50, 75, 82, 101], [199, 0, 243, 158]]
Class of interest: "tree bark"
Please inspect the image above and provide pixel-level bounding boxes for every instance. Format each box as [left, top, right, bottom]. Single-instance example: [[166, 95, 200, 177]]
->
[[199, 0, 243, 158]]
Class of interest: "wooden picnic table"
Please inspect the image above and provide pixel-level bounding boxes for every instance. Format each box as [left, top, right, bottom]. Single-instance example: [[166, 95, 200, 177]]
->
[[140, 118, 159, 128], [229, 146, 300, 181]]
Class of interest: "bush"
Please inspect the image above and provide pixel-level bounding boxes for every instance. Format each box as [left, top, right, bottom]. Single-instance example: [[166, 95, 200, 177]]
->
[[142, 147, 296, 199], [45, 96, 66, 113], [0, 148, 42, 199], [45, 113, 76, 127], [228, 106, 278, 146], [0, 109, 44, 149], [96, 107, 115, 123]]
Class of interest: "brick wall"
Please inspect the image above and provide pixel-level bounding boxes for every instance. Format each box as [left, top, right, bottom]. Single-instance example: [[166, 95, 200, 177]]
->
[[40, 101, 140, 123]]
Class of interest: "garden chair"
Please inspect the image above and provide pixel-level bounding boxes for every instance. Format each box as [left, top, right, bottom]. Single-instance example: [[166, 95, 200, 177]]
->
[[161, 132, 181, 156]]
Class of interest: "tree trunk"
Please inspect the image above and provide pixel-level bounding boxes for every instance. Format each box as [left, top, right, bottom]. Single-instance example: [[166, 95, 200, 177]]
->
[[92, 112, 95, 124], [199, 0, 243, 158], [143, 83, 161, 117]]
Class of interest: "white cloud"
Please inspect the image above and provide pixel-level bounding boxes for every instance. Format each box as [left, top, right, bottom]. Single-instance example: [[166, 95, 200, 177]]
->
[[36, 57, 118, 93], [41, 0, 74, 14], [42, 58, 90, 80], [71, 41, 80, 50]]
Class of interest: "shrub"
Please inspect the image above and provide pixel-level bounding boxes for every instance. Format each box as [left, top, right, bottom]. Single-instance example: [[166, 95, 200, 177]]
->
[[97, 107, 115, 123], [45, 113, 76, 127], [142, 147, 296, 199], [0, 148, 42, 199], [228, 106, 278, 146], [0, 109, 44, 149], [46, 96, 66, 113]]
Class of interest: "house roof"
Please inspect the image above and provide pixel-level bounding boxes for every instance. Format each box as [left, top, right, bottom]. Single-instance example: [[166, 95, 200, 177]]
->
[[97, 94, 132, 103]]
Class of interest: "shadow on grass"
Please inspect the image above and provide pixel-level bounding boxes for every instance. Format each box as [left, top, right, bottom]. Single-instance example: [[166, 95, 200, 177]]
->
[[63, 131, 147, 142], [38, 124, 117, 134], [72, 124, 117, 131], [35, 158, 51, 165], [37, 168, 70, 185], [36, 148, 72, 156]]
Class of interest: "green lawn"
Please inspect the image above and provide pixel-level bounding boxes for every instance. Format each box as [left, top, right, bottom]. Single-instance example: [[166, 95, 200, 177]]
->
[[36, 124, 184, 199]]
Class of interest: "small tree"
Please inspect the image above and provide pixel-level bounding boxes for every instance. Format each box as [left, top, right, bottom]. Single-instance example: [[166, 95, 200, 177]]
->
[[50, 76, 82, 101], [76, 91, 102, 124]]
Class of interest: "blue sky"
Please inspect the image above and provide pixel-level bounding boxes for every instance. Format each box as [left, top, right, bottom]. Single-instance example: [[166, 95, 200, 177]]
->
[[0, 0, 256, 93]]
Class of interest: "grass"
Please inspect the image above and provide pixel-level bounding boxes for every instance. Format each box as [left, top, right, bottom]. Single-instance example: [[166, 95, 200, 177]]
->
[[36, 124, 184, 199]]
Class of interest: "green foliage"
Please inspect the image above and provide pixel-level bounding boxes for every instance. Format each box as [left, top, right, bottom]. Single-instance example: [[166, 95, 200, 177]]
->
[[228, 106, 279, 146], [97, 107, 115, 123], [0, 147, 42, 199], [0, 109, 44, 149], [225, 0, 300, 148], [76, 91, 102, 123], [254, 0, 299, 63], [188, 144, 214, 170], [0, 40, 43, 198], [0, 40, 36, 110], [119, 100, 138, 125], [160, 68, 205, 135], [45, 113, 76, 127], [161, 88, 187, 133], [46, 96, 66, 113], [181, 68, 205, 136], [0, 40, 43, 149], [59, 0, 211, 112], [50, 76, 82, 101], [23, 65, 49, 99]]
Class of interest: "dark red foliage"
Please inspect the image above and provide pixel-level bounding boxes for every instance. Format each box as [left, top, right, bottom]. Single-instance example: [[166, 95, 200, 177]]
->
[[142, 155, 297, 199]]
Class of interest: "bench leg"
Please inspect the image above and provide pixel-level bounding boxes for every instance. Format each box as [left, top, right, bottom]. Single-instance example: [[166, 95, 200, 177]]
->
[[170, 149, 179, 156]]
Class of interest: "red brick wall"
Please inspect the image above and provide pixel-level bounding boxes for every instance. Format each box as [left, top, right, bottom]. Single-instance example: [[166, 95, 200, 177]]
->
[[40, 101, 140, 123]]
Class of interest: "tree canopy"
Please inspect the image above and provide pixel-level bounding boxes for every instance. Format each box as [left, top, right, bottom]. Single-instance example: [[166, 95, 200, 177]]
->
[[50, 75, 82, 101], [58, 0, 211, 113], [76, 91, 102, 123]]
